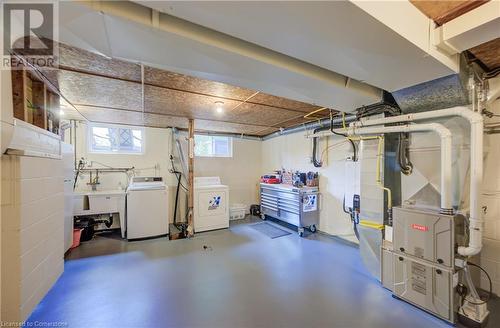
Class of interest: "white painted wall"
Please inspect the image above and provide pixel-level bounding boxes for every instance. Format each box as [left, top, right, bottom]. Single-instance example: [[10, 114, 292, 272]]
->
[[71, 122, 180, 224], [72, 122, 176, 192], [481, 98, 500, 295], [261, 132, 356, 240], [72, 123, 261, 223], [195, 138, 261, 210]]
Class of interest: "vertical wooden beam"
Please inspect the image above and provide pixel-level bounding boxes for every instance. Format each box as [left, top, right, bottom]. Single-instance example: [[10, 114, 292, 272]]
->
[[45, 91, 60, 134], [32, 80, 46, 129], [24, 72, 33, 124], [187, 119, 195, 236], [11, 68, 26, 121]]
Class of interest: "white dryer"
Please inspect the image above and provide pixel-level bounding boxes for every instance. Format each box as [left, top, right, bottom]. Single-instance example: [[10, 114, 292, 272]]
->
[[194, 177, 229, 232], [127, 177, 169, 240]]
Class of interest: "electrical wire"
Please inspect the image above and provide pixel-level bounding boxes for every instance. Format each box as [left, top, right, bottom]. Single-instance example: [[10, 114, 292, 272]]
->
[[73, 159, 85, 190], [340, 112, 380, 142], [463, 261, 493, 305], [176, 173, 189, 192], [329, 111, 358, 161], [483, 66, 500, 79], [312, 128, 324, 167], [397, 133, 413, 175], [319, 140, 349, 163], [313, 109, 384, 166], [170, 156, 188, 192], [304, 107, 328, 119]]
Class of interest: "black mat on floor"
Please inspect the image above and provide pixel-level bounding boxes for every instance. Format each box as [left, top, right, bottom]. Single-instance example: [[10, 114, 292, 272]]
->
[[250, 222, 291, 239]]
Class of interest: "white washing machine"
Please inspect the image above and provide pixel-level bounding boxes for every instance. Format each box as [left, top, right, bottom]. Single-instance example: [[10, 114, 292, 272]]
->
[[127, 177, 169, 240], [194, 177, 229, 232]]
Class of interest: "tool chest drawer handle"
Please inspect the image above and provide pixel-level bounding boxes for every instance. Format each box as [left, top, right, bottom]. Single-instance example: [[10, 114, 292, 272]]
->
[[262, 204, 278, 211], [278, 204, 299, 214], [261, 200, 277, 207], [278, 199, 299, 208], [261, 195, 278, 201], [261, 200, 278, 208]]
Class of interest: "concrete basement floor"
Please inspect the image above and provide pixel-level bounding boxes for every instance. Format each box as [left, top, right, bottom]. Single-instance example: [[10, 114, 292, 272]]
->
[[28, 217, 498, 328]]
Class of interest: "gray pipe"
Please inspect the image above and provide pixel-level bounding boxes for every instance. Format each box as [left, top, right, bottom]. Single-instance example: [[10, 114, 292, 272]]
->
[[262, 115, 357, 140], [81, 0, 382, 102], [193, 130, 262, 141]]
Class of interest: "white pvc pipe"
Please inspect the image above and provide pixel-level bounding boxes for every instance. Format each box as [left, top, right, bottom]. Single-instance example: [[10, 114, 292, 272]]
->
[[352, 106, 483, 256], [312, 123, 453, 212]]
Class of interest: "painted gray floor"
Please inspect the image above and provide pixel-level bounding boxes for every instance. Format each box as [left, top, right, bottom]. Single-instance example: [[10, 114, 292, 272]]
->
[[28, 217, 498, 328]]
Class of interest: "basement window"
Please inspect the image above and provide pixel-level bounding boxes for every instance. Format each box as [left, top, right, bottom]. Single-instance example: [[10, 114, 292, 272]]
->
[[88, 123, 144, 154], [194, 135, 232, 157]]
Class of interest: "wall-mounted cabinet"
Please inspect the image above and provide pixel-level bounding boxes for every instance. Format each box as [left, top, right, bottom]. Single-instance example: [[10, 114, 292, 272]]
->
[[11, 66, 61, 135]]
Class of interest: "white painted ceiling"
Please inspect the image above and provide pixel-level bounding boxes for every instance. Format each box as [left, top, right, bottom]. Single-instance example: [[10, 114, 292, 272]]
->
[[56, 1, 457, 113], [136, 0, 457, 91], [58, 2, 381, 112]]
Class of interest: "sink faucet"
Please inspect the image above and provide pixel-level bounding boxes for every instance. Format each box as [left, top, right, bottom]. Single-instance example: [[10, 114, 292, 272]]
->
[[87, 170, 100, 191]]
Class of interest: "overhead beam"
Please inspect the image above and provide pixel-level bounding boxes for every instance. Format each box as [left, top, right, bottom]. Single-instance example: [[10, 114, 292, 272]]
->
[[410, 0, 489, 26], [433, 0, 500, 55], [80, 0, 382, 101]]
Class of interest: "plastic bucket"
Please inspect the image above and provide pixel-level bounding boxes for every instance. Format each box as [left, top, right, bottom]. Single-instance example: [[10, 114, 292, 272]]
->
[[71, 228, 83, 249], [230, 204, 247, 220]]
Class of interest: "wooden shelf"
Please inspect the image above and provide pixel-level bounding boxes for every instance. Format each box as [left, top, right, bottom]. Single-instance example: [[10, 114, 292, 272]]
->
[[11, 65, 60, 134]]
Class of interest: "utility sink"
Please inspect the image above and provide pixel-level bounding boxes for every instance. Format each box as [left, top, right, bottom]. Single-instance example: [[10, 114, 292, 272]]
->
[[73, 190, 126, 238]]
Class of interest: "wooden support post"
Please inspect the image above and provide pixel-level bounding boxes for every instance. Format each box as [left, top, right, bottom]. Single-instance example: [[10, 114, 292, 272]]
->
[[11, 68, 27, 121], [32, 81, 46, 129], [187, 119, 195, 236]]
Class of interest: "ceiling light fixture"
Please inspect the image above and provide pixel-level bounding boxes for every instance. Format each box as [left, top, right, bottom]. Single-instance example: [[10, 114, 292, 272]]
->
[[59, 109, 65, 116], [214, 101, 224, 114]]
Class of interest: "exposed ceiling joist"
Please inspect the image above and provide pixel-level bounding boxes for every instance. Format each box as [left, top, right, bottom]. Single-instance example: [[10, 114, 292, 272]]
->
[[410, 0, 490, 26], [42, 42, 334, 136]]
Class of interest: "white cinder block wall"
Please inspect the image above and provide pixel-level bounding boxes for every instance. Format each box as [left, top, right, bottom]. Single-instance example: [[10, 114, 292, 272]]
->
[[481, 98, 500, 295], [1, 155, 64, 321]]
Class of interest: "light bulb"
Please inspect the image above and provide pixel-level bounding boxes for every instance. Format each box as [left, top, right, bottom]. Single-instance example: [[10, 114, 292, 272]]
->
[[59, 109, 65, 116], [214, 101, 224, 114]]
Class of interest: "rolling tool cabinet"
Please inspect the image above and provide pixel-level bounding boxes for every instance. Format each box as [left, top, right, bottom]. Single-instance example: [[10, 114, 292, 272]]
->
[[260, 183, 319, 236]]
